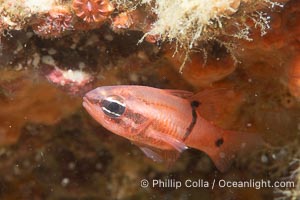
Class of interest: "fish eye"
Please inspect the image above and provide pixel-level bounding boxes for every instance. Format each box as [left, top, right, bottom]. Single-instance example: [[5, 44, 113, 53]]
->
[[101, 96, 126, 118]]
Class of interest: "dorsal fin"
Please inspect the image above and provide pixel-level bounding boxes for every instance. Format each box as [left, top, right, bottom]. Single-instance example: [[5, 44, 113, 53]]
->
[[188, 88, 245, 126], [164, 89, 194, 98]]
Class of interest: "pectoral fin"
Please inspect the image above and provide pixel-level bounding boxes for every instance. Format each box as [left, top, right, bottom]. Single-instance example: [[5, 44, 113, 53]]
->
[[128, 118, 152, 136], [149, 130, 189, 152]]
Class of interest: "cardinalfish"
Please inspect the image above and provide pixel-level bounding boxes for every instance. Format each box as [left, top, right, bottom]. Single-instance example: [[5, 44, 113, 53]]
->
[[83, 85, 262, 172]]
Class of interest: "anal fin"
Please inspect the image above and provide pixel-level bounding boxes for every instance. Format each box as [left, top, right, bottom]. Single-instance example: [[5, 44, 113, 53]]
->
[[133, 142, 180, 166]]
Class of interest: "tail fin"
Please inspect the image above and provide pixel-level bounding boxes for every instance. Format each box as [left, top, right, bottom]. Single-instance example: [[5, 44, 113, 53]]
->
[[186, 127, 264, 172], [185, 87, 264, 172]]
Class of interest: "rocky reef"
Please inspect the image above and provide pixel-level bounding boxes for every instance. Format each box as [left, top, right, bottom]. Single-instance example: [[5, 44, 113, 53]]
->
[[0, 0, 299, 199]]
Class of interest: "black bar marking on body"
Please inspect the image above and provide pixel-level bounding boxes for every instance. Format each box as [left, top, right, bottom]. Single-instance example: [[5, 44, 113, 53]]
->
[[191, 100, 200, 108], [183, 101, 200, 141]]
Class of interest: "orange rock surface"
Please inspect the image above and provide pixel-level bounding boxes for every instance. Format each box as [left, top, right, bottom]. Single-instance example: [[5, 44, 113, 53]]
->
[[165, 46, 236, 87], [0, 70, 81, 145]]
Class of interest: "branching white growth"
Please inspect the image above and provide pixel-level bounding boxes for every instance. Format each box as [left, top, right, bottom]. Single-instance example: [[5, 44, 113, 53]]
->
[[136, 0, 286, 48], [113, 0, 287, 72], [264, 0, 285, 8], [233, 27, 253, 41], [143, 0, 241, 48], [251, 11, 271, 36], [0, 0, 56, 30]]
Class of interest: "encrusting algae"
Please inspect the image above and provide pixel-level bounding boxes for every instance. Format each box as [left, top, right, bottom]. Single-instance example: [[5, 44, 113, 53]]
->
[[0, 0, 299, 199]]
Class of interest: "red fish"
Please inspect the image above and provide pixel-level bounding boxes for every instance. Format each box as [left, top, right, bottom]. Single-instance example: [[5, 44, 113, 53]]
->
[[83, 85, 262, 172]]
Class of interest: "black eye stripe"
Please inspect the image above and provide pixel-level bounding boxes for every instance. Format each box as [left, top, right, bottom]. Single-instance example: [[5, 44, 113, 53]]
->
[[101, 97, 126, 118], [102, 106, 123, 117], [105, 99, 125, 107]]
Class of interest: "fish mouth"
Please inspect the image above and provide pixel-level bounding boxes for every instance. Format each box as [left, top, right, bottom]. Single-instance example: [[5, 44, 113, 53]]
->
[[82, 96, 94, 114]]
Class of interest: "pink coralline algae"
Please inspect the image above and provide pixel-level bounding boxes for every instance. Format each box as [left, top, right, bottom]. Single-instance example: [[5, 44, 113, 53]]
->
[[45, 66, 94, 94]]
